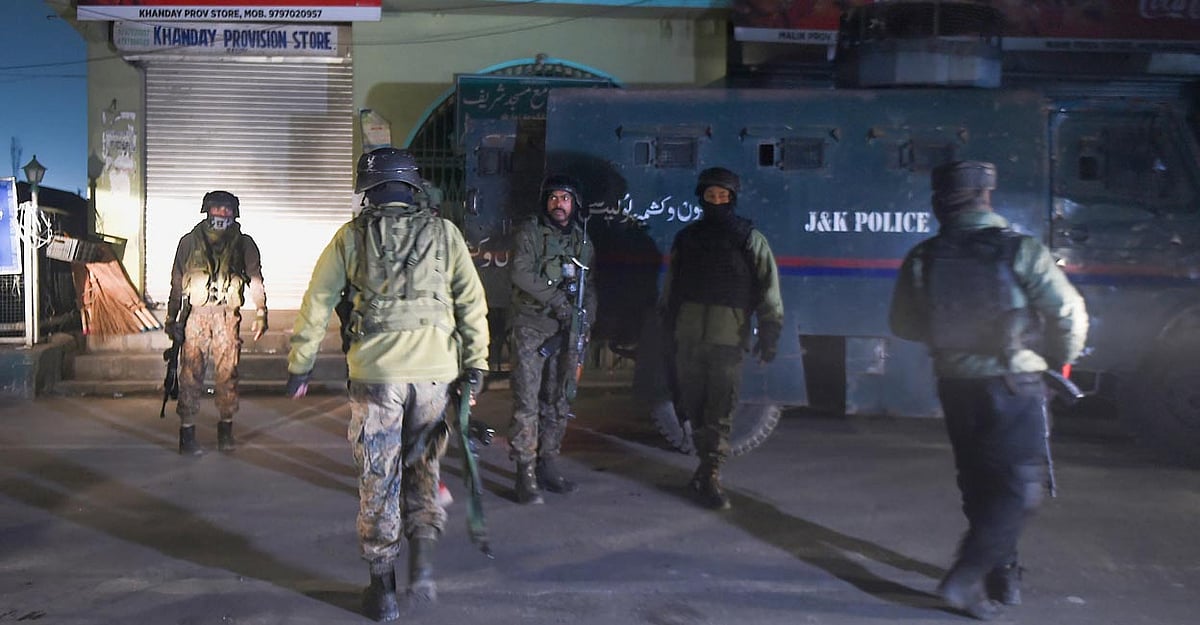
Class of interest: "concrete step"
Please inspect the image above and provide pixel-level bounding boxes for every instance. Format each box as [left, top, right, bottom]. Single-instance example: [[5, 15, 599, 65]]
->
[[54, 308, 638, 398], [59, 310, 347, 396]]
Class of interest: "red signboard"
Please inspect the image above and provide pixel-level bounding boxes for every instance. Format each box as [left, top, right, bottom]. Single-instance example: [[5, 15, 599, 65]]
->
[[78, 0, 382, 22], [733, 0, 1200, 48]]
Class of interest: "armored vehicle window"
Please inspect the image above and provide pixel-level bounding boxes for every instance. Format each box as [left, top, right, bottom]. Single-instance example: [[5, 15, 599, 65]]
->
[[757, 139, 825, 170], [1054, 111, 1197, 212], [631, 138, 697, 168], [900, 140, 957, 172], [781, 138, 826, 170], [656, 138, 697, 168]]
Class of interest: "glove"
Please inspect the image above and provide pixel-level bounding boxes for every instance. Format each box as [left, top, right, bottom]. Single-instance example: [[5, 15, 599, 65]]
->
[[286, 370, 313, 399], [752, 321, 782, 364], [164, 320, 185, 343], [548, 292, 574, 322], [462, 367, 486, 397], [251, 308, 268, 341]]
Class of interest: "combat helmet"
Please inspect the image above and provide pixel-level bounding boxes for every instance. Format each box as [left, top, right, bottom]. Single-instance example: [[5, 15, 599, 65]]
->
[[694, 167, 740, 198], [540, 174, 584, 215], [355, 147, 423, 193], [201, 190, 240, 218]]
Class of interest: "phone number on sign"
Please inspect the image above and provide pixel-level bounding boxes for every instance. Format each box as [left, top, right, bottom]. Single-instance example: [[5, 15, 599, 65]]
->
[[270, 9, 323, 19]]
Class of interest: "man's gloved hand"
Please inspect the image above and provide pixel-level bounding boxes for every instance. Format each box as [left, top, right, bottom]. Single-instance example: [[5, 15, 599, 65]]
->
[[286, 370, 313, 399], [752, 321, 782, 364], [251, 308, 268, 341], [455, 367, 486, 406], [164, 320, 185, 343], [548, 292, 574, 322]]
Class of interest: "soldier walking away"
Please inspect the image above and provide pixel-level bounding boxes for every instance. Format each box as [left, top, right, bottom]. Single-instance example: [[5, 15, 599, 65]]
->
[[285, 147, 489, 621], [507, 174, 597, 504], [166, 190, 268, 456], [662, 167, 784, 511], [889, 161, 1088, 620]]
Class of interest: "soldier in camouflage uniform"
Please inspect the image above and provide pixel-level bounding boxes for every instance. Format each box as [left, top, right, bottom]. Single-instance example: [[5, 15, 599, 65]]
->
[[507, 174, 597, 505], [166, 190, 268, 456], [662, 167, 784, 511], [890, 161, 1088, 620], [286, 148, 488, 622]]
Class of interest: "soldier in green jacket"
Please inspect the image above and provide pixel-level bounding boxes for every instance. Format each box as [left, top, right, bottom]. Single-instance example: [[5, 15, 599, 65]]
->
[[166, 190, 268, 456], [662, 167, 784, 511], [889, 161, 1088, 620], [507, 174, 597, 505], [286, 148, 489, 622]]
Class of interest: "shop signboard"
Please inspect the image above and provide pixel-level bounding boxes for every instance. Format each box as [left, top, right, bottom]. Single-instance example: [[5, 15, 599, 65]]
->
[[78, 0, 381, 22]]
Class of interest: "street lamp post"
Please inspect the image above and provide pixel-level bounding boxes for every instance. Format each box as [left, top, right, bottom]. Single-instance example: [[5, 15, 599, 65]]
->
[[22, 156, 46, 347]]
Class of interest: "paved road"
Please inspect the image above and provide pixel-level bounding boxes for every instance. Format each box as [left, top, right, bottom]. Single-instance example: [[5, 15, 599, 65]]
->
[[1, 387, 1197, 624]]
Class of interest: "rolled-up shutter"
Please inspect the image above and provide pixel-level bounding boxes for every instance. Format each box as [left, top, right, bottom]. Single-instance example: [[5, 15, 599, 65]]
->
[[144, 59, 354, 310]]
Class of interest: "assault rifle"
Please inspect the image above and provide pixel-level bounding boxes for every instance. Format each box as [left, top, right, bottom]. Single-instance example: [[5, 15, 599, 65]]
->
[[536, 256, 590, 401], [454, 378, 492, 558], [1041, 367, 1083, 498], [159, 297, 191, 418]]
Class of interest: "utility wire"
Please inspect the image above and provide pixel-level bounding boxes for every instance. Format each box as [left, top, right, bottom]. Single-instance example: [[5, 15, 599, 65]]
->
[[0, 0, 660, 72]]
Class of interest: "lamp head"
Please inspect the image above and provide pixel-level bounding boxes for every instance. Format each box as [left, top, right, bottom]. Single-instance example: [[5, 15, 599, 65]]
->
[[22, 155, 46, 187]]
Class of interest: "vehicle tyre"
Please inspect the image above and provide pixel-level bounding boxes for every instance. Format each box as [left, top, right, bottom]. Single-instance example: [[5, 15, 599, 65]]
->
[[1119, 339, 1200, 467], [649, 400, 782, 456]]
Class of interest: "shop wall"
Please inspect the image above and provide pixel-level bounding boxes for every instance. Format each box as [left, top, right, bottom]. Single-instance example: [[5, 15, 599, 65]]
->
[[353, 12, 727, 148], [81, 22, 145, 290]]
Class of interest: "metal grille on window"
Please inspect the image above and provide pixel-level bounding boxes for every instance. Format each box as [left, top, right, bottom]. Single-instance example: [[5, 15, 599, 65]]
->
[[406, 62, 608, 225]]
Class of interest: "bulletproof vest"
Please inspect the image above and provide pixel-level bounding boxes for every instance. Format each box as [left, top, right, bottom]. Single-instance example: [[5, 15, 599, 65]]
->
[[513, 216, 592, 313], [347, 206, 452, 338], [181, 227, 247, 308], [921, 227, 1040, 356], [671, 216, 756, 310]]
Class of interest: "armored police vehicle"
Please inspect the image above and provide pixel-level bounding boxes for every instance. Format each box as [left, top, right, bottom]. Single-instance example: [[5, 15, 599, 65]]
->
[[459, 2, 1200, 463]]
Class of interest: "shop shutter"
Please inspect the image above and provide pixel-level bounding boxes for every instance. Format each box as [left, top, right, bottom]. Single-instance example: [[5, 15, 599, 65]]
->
[[144, 59, 354, 310]]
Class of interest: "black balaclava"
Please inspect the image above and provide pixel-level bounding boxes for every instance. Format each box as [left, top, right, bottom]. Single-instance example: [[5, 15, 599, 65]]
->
[[699, 192, 737, 225]]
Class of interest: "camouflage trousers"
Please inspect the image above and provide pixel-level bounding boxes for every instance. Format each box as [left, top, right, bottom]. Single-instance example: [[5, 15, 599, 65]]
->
[[349, 381, 450, 564], [177, 307, 242, 425], [508, 324, 572, 465], [674, 342, 744, 467]]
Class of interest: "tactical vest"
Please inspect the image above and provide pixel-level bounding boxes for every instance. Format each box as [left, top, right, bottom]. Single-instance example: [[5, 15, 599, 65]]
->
[[181, 227, 247, 308], [672, 216, 756, 310], [921, 227, 1041, 356], [512, 216, 592, 314], [346, 206, 453, 339]]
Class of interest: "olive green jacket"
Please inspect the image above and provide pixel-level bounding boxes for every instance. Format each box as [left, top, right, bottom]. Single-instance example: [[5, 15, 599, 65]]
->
[[288, 203, 489, 383], [889, 209, 1089, 378], [662, 228, 784, 348], [168, 221, 267, 320], [509, 214, 597, 335]]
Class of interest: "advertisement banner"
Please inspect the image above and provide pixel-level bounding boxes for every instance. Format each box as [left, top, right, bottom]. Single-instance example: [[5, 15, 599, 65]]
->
[[0, 179, 20, 276], [113, 21, 340, 56], [78, 0, 381, 23], [732, 0, 1200, 49]]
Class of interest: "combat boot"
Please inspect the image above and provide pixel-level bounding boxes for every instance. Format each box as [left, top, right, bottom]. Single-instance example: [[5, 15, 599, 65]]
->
[[217, 420, 236, 452], [985, 562, 1022, 606], [514, 462, 544, 505], [536, 455, 577, 494], [361, 560, 400, 622], [178, 425, 203, 456], [938, 564, 1002, 621], [687, 463, 730, 510], [407, 534, 437, 604]]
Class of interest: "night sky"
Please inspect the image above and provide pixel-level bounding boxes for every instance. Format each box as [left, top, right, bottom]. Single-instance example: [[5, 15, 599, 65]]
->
[[0, 0, 88, 195]]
